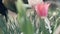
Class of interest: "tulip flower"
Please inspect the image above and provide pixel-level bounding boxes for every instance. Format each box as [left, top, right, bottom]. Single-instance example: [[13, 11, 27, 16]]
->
[[35, 2, 52, 33], [35, 2, 50, 17]]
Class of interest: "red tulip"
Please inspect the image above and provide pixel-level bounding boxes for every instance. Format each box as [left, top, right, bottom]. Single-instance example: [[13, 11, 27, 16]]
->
[[35, 2, 50, 17]]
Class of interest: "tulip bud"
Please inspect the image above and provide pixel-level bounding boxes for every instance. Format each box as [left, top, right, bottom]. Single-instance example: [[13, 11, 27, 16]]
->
[[35, 2, 50, 18]]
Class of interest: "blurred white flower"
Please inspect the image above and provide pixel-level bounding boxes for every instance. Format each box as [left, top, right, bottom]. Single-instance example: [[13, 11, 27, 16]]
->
[[28, 0, 43, 7]]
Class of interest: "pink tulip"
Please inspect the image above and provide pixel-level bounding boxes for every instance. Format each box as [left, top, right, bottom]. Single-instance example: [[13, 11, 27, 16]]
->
[[35, 2, 50, 17], [35, 2, 52, 33]]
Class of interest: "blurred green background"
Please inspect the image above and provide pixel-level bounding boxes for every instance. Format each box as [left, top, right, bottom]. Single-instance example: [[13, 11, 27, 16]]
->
[[0, 0, 60, 34]]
